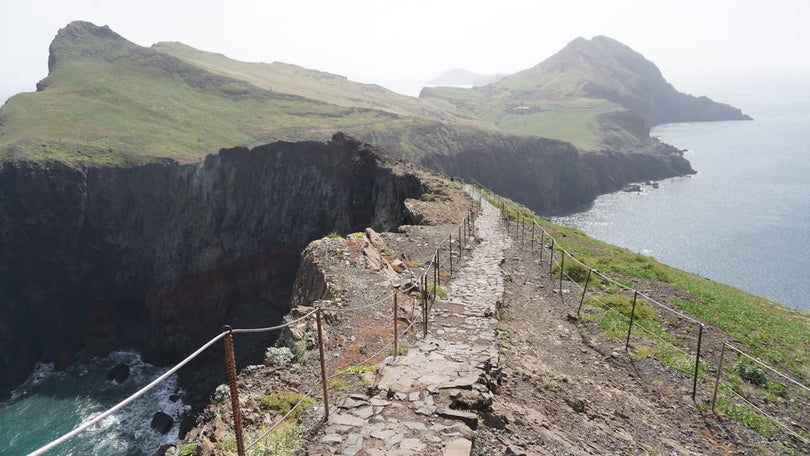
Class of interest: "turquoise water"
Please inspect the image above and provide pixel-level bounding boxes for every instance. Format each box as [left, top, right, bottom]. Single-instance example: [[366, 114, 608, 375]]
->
[[553, 94, 810, 311], [0, 351, 188, 455]]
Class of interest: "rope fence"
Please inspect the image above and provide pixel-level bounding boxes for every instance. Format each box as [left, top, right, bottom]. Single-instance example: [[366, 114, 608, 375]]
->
[[468, 179, 809, 447], [31, 189, 482, 456]]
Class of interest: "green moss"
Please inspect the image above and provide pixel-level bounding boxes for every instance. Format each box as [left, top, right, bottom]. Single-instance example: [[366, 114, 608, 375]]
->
[[260, 392, 316, 421]]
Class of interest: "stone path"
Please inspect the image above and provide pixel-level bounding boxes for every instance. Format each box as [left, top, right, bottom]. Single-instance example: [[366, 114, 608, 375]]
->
[[308, 195, 511, 455]]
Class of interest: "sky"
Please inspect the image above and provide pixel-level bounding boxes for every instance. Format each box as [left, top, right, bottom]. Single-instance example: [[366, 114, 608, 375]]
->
[[1, 0, 809, 106]]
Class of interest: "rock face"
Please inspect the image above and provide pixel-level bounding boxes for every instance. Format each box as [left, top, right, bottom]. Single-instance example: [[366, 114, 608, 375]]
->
[[0, 134, 423, 400], [421, 133, 694, 214]]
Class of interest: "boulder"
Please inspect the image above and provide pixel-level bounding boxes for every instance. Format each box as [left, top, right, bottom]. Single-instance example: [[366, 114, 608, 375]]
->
[[106, 363, 130, 384], [150, 411, 174, 434]]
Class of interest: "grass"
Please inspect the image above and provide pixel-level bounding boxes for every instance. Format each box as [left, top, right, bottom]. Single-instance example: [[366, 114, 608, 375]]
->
[[428, 281, 449, 299], [487, 191, 810, 440], [212, 392, 318, 455], [1, 22, 677, 165]]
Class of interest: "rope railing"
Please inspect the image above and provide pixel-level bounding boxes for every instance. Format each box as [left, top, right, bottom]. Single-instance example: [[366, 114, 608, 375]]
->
[[32, 189, 482, 456], [468, 179, 809, 446], [29, 332, 229, 456]]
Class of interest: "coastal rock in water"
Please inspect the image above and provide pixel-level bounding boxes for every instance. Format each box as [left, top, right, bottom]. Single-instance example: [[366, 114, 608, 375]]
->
[[106, 363, 130, 384], [151, 411, 174, 434]]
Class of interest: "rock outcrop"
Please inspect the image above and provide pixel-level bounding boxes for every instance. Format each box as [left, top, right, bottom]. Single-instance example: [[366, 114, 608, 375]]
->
[[0, 134, 423, 400]]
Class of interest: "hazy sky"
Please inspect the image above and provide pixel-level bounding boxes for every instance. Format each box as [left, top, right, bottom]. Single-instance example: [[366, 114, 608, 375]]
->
[[1, 0, 809, 105]]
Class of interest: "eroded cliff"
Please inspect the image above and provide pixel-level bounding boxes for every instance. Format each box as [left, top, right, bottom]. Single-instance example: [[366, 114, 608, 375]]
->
[[0, 134, 423, 400]]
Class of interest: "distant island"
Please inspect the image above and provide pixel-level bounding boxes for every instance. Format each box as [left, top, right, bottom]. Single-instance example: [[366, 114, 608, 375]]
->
[[424, 68, 508, 88]]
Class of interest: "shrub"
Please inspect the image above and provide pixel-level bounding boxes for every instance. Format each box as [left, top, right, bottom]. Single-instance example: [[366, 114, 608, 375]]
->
[[736, 363, 768, 387]]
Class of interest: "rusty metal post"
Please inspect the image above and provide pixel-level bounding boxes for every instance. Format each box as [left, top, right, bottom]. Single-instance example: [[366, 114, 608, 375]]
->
[[315, 309, 330, 419], [458, 225, 463, 257], [435, 248, 440, 287], [222, 326, 246, 456], [422, 276, 428, 337], [393, 293, 398, 359], [577, 269, 592, 316], [549, 240, 555, 274], [711, 343, 727, 413], [539, 231, 545, 263], [449, 235, 453, 279], [624, 291, 638, 351], [559, 252, 565, 295], [692, 323, 705, 401], [520, 217, 525, 246]]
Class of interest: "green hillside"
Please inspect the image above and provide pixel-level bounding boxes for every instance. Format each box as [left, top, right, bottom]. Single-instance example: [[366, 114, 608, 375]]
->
[[0, 22, 747, 166]]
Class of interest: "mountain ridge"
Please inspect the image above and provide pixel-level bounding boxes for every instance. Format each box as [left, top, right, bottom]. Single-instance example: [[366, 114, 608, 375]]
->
[[0, 21, 751, 213]]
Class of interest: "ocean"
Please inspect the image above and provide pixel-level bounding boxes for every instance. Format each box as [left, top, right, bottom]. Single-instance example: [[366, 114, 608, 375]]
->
[[0, 351, 188, 455], [552, 88, 810, 311]]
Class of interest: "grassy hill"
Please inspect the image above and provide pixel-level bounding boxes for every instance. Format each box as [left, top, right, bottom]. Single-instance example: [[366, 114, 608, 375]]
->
[[0, 22, 747, 166]]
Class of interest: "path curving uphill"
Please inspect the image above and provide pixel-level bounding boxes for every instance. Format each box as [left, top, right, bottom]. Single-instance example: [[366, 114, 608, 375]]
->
[[306, 195, 510, 456]]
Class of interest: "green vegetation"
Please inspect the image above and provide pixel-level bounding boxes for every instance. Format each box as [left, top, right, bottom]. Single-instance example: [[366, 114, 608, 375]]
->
[[428, 281, 449, 299], [488, 191, 810, 439], [0, 22, 702, 166], [261, 392, 316, 421], [585, 294, 656, 321], [491, 193, 810, 377], [212, 392, 318, 456], [176, 444, 198, 456]]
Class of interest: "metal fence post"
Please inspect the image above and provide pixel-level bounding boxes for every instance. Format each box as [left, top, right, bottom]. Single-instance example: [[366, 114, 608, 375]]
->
[[692, 323, 705, 401], [711, 343, 727, 413], [577, 269, 592, 316], [222, 326, 246, 456], [539, 231, 545, 263], [393, 293, 398, 359], [316, 309, 330, 419], [422, 276, 428, 337], [559, 252, 565, 295], [549, 239, 555, 274], [531, 223, 535, 252], [624, 291, 638, 351], [449, 235, 453, 279]]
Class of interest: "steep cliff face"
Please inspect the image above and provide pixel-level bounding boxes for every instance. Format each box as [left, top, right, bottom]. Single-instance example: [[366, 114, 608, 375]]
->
[[418, 130, 693, 215], [0, 134, 423, 399]]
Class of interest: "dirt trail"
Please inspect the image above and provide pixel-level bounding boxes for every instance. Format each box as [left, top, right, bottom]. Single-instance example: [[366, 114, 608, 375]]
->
[[474, 218, 786, 456]]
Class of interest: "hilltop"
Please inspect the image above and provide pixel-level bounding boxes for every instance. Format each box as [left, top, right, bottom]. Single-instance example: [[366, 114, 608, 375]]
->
[[420, 36, 750, 152], [0, 22, 748, 214]]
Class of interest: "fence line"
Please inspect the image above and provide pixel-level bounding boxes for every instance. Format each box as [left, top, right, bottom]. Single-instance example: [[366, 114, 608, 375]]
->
[[467, 179, 808, 446], [32, 188, 481, 456]]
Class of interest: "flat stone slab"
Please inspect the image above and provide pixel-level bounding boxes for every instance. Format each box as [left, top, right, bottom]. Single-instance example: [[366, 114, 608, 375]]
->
[[444, 438, 473, 456]]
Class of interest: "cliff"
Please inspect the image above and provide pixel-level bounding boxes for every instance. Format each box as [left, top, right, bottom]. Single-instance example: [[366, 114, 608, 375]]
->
[[0, 134, 423, 400], [2, 22, 723, 216]]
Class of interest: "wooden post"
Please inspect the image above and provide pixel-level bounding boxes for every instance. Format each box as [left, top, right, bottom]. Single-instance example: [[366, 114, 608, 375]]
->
[[222, 326, 246, 456], [316, 309, 330, 419]]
